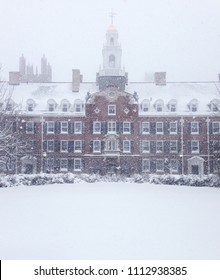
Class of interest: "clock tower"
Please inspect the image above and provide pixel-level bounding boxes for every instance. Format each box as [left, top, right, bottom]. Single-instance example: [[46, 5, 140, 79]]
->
[[97, 13, 128, 91]]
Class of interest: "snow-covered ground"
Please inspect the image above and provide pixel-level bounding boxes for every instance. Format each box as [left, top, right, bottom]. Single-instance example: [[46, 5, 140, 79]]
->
[[0, 182, 220, 260]]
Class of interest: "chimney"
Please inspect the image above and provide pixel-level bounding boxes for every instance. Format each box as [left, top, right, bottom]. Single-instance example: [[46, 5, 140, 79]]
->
[[72, 69, 81, 92], [9, 71, 20, 85], [154, 72, 166, 86]]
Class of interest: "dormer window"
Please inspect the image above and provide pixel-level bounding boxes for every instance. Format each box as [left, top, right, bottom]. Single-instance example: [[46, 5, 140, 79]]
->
[[210, 99, 220, 112], [191, 104, 197, 112], [49, 103, 55, 112], [26, 99, 36, 112], [189, 99, 198, 112], [62, 104, 68, 112], [74, 99, 83, 113], [168, 100, 177, 112], [141, 99, 150, 112], [47, 99, 57, 112], [155, 99, 164, 112], [60, 99, 70, 112]]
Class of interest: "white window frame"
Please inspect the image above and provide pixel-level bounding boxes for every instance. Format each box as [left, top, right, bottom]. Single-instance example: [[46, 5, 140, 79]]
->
[[191, 104, 197, 112], [142, 103, 149, 112], [61, 140, 68, 152], [142, 159, 150, 172], [191, 122, 199, 134], [142, 122, 150, 134], [48, 103, 55, 112], [47, 140, 54, 152], [213, 122, 220, 134], [62, 103, 68, 112], [60, 159, 68, 172], [170, 140, 178, 153], [26, 121, 34, 134], [74, 121, 82, 134], [156, 103, 163, 112], [142, 140, 150, 153], [213, 141, 220, 153], [74, 140, 82, 153], [108, 121, 116, 133], [74, 103, 83, 113], [156, 141, 163, 153], [191, 140, 199, 153], [107, 139, 117, 151], [170, 159, 178, 173], [123, 122, 131, 134], [156, 159, 164, 172], [93, 140, 101, 153], [93, 121, 101, 134], [170, 104, 176, 112], [61, 121, 68, 134], [47, 121, 55, 134], [108, 105, 116, 116], [156, 122, 163, 134], [46, 158, 54, 172], [123, 140, 131, 153], [74, 159, 82, 171], [170, 122, 177, 134], [27, 103, 34, 112]]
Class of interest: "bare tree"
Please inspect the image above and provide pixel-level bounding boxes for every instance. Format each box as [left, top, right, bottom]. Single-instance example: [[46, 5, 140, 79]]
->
[[0, 80, 25, 173]]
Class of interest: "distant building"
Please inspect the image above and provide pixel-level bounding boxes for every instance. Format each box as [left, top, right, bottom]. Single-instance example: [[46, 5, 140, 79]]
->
[[18, 54, 52, 83], [2, 23, 220, 176]]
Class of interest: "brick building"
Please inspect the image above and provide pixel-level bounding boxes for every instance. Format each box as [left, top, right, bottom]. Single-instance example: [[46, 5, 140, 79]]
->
[[1, 24, 220, 176]]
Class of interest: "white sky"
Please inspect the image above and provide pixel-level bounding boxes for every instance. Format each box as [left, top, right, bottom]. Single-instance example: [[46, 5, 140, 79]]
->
[[0, 0, 220, 82]]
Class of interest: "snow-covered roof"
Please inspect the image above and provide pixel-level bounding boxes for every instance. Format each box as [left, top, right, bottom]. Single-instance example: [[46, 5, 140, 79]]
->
[[2, 81, 220, 116], [126, 82, 220, 115]]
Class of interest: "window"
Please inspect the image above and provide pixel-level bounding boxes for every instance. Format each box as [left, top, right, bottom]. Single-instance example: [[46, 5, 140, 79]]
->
[[170, 104, 176, 112], [48, 103, 55, 112], [60, 159, 68, 172], [142, 140, 150, 153], [61, 140, 68, 152], [191, 104, 197, 112], [213, 122, 220, 134], [93, 121, 101, 134], [93, 140, 101, 153], [62, 104, 68, 112], [123, 122, 131, 134], [213, 141, 220, 153], [74, 140, 82, 153], [46, 158, 54, 172], [47, 140, 54, 152], [141, 100, 149, 112], [74, 122, 82, 134], [107, 139, 117, 151], [170, 141, 178, 153], [142, 122, 150, 134], [74, 159, 82, 171], [191, 141, 199, 153], [191, 122, 199, 134], [108, 121, 116, 133], [170, 159, 178, 173], [74, 100, 83, 113], [213, 159, 220, 173], [142, 159, 150, 172], [123, 140, 131, 153], [61, 122, 68, 133], [156, 159, 164, 172], [27, 103, 34, 112], [156, 122, 163, 134], [108, 105, 116, 115], [47, 122, 55, 134], [6, 103, 13, 111], [26, 122, 34, 134], [170, 122, 177, 134], [156, 104, 163, 112], [156, 141, 163, 153]]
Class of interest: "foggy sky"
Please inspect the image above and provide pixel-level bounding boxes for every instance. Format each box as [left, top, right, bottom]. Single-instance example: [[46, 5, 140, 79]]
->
[[0, 0, 220, 82]]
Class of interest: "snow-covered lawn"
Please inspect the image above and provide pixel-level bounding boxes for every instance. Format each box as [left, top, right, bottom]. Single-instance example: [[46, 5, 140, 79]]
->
[[0, 182, 220, 260]]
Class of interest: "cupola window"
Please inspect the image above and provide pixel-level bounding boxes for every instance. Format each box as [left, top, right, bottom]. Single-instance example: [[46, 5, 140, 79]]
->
[[109, 55, 115, 67]]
